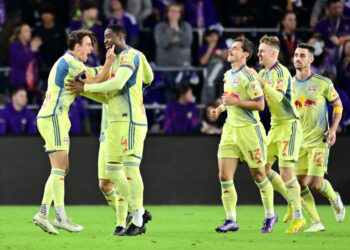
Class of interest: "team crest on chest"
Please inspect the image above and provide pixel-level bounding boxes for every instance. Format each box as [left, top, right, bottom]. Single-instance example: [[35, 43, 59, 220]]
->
[[252, 84, 258, 90], [121, 56, 127, 62], [232, 78, 240, 86], [277, 79, 283, 85], [307, 86, 317, 93]]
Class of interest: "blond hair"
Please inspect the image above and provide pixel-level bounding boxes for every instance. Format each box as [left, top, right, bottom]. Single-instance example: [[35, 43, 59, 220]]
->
[[259, 35, 280, 51]]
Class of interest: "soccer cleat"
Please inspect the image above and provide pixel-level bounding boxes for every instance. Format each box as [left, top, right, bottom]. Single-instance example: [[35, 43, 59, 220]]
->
[[215, 220, 239, 233], [260, 215, 278, 233], [330, 192, 346, 222], [33, 213, 58, 235], [122, 223, 146, 236], [304, 221, 325, 232], [283, 204, 293, 223], [53, 218, 83, 232], [126, 211, 133, 226], [112, 226, 127, 236], [142, 209, 152, 226], [285, 218, 307, 233]]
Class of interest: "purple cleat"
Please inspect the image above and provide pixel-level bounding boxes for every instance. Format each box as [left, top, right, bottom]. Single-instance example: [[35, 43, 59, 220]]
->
[[260, 215, 278, 233], [215, 220, 239, 233]]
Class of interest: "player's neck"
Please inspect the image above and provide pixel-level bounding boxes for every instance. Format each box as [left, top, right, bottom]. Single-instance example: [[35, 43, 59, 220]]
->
[[296, 68, 312, 81], [231, 61, 245, 72], [265, 60, 278, 71]]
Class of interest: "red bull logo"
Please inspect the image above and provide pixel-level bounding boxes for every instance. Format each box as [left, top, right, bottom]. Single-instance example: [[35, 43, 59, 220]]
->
[[307, 86, 317, 93], [295, 96, 317, 110], [233, 79, 239, 86]]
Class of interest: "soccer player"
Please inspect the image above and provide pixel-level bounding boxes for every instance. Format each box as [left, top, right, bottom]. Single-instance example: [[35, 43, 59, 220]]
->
[[246, 35, 306, 233], [33, 29, 115, 235], [66, 24, 153, 236], [293, 43, 345, 232], [210, 37, 277, 234]]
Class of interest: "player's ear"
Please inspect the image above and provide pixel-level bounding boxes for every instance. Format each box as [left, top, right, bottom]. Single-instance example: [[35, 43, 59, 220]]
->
[[309, 55, 314, 64]]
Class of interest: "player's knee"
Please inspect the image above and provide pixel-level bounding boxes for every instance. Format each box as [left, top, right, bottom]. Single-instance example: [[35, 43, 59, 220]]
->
[[218, 172, 231, 182], [99, 179, 113, 192], [309, 181, 322, 192]]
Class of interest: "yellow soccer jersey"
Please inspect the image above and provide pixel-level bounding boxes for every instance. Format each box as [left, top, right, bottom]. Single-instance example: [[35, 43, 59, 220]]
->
[[259, 61, 299, 126], [223, 64, 264, 127], [38, 51, 87, 118], [293, 72, 340, 147]]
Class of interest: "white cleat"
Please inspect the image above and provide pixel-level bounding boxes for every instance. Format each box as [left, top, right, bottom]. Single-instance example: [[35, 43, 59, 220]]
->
[[54, 218, 83, 232], [304, 221, 325, 232], [33, 213, 59, 235], [330, 192, 346, 223]]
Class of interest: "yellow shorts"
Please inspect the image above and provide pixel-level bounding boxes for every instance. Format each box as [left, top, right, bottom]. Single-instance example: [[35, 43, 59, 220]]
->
[[98, 140, 108, 179], [267, 119, 303, 166], [37, 115, 71, 153], [294, 145, 330, 177], [218, 123, 267, 168], [105, 121, 147, 163]]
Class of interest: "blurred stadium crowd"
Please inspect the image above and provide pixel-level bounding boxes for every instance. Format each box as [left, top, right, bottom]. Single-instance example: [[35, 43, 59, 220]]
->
[[0, 0, 349, 135]]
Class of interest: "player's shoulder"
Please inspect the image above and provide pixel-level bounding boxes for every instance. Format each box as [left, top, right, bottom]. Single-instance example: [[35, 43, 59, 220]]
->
[[312, 73, 332, 86], [273, 63, 290, 78], [241, 67, 255, 83]]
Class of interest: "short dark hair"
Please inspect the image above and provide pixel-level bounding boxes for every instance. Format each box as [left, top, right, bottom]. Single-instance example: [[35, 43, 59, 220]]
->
[[106, 24, 127, 37], [80, 0, 99, 11], [233, 36, 255, 61], [11, 87, 26, 97], [175, 84, 191, 99], [67, 29, 96, 50], [327, 0, 341, 7], [297, 43, 316, 56]]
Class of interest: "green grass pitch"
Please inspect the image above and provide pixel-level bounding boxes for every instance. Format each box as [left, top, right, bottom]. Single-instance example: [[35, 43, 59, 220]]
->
[[0, 205, 348, 249]]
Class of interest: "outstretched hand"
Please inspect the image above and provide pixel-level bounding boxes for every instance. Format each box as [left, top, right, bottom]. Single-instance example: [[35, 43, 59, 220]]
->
[[65, 79, 84, 94]]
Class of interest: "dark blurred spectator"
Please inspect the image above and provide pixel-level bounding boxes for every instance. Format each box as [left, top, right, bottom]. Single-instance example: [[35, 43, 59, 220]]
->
[[154, 2, 193, 102], [313, 0, 350, 49], [70, 1, 104, 43], [263, 0, 289, 27], [201, 103, 223, 134], [163, 85, 199, 134], [143, 0, 170, 28], [308, 34, 341, 75], [291, 0, 317, 28], [104, 0, 140, 48], [199, 28, 228, 104], [323, 70, 350, 134], [182, 0, 221, 29], [277, 11, 306, 73], [68, 96, 91, 134], [0, 0, 5, 30], [125, 0, 152, 28], [33, 3, 66, 68], [224, 0, 262, 27], [9, 24, 42, 103], [337, 39, 350, 96], [0, 87, 37, 134], [310, 0, 350, 28]]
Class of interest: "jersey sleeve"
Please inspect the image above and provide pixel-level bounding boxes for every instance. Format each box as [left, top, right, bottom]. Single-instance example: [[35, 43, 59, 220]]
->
[[247, 79, 264, 101], [324, 80, 340, 104], [274, 70, 290, 95], [55, 58, 69, 88], [68, 59, 87, 80], [86, 66, 103, 78]]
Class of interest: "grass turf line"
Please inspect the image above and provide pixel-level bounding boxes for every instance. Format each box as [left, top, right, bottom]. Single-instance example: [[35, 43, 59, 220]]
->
[[0, 205, 348, 250]]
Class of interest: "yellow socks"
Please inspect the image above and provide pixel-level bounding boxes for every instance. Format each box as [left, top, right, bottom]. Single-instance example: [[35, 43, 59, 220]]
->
[[106, 163, 130, 205], [50, 169, 65, 207], [285, 178, 303, 219], [123, 161, 144, 210], [320, 179, 337, 202], [268, 170, 289, 202], [103, 189, 117, 211], [40, 178, 53, 217], [115, 191, 129, 227], [301, 187, 320, 222], [221, 180, 237, 221], [255, 178, 274, 218]]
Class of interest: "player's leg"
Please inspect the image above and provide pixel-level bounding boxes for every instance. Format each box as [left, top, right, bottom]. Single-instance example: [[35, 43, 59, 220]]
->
[[308, 146, 345, 222], [97, 140, 131, 234], [122, 125, 152, 236], [279, 120, 305, 233], [215, 158, 239, 233]]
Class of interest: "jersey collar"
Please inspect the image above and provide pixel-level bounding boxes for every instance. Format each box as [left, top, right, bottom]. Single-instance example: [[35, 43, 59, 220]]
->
[[268, 61, 279, 72], [295, 72, 315, 82], [231, 63, 246, 75], [66, 51, 76, 59]]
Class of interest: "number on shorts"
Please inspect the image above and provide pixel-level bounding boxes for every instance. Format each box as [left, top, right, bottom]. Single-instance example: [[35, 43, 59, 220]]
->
[[121, 136, 128, 152], [248, 148, 263, 164], [279, 140, 289, 156], [313, 152, 324, 167]]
